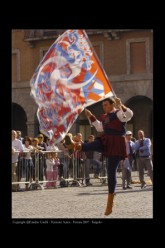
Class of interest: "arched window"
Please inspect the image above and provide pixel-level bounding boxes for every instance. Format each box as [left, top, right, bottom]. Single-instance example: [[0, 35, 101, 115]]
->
[[12, 103, 27, 137], [125, 96, 153, 139]]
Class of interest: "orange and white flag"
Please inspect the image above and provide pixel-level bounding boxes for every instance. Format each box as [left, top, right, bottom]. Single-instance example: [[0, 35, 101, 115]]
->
[[30, 30, 114, 143]]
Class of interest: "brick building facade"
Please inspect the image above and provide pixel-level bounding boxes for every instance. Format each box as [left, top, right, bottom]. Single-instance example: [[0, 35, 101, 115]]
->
[[12, 29, 153, 140]]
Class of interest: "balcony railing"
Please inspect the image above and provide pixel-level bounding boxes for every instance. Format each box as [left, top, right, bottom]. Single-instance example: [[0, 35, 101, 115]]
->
[[24, 29, 65, 40], [24, 29, 137, 43]]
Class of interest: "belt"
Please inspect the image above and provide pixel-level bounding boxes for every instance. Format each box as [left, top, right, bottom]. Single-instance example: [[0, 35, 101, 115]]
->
[[140, 156, 149, 158]]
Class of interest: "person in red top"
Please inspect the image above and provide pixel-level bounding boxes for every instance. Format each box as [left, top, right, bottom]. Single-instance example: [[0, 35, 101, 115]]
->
[[65, 97, 133, 216]]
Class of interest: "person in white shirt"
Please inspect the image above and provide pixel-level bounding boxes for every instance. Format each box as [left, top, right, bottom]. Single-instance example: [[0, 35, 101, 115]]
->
[[12, 130, 23, 191], [22, 136, 35, 190]]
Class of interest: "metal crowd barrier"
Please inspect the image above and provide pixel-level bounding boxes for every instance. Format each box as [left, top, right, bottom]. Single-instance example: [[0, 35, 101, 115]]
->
[[12, 150, 60, 191], [12, 150, 143, 191], [12, 150, 107, 190]]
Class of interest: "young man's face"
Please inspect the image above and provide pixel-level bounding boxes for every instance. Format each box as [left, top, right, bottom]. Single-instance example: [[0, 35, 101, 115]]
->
[[102, 100, 114, 113]]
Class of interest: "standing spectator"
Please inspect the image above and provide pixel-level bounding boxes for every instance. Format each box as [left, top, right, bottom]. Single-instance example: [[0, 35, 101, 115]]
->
[[93, 151, 102, 178], [12, 130, 23, 191], [65, 97, 133, 215], [121, 131, 135, 189], [37, 134, 47, 181], [84, 135, 94, 186], [31, 138, 43, 181], [85, 135, 102, 183], [37, 134, 47, 150], [16, 130, 24, 143], [22, 136, 34, 190], [73, 133, 86, 181], [45, 137, 50, 150], [56, 139, 71, 179], [45, 152, 59, 188], [16, 130, 24, 184], [134, 130, 153, 188]]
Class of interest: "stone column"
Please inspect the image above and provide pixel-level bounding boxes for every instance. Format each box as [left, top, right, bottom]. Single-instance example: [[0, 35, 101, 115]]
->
[[26, 120, 35, 137]]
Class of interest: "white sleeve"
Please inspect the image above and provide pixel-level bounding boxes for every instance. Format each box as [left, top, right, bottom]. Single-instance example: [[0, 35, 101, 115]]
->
[[116, 108, 133, 122], [92, 120, 104, 132], [18, 140, 23, 152]]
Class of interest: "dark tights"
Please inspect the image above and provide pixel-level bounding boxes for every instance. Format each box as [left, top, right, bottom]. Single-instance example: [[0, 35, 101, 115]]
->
[[106, 157, 121, 193], [82, 140, 121, 193]]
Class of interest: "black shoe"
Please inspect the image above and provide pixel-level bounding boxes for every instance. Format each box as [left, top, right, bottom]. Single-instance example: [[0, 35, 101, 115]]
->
[[123, 187, 127, 190], [85, 182, 92, 186], [127, 185, 133, 189], [141, 183, 147, 189]]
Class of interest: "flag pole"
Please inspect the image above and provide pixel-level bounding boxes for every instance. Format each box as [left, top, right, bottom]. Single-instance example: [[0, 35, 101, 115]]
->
[[86, 110, 93, 127], [110, 88, 126, 118]]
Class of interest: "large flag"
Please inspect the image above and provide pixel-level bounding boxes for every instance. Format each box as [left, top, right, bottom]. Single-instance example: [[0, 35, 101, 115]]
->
[[30, 29, 114, 144]]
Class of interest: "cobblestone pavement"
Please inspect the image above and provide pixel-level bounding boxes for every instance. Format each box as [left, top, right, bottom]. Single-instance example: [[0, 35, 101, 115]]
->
[[12, 173, 153, 222]]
